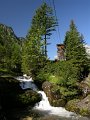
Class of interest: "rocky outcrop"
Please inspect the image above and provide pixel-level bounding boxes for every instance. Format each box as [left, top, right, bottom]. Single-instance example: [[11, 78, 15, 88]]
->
[[65, 74, 90, 116], [65, 95, 90, 116], [84, 74, 90, 86], [42, 81, 66, 107], [79, 82, 90, 97], [78, 74, 90, 97], [0, 24, 19, 42]]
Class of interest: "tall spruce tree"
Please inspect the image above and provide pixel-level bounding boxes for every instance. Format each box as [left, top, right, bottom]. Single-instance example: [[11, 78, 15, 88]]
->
[[64, 20, 88, 79], [22, 2, 57, 76], [27, 2, 57, 57]]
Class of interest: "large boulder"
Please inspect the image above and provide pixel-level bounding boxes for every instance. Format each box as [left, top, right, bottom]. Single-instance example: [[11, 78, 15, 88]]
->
[[65, 99, 80, 114], [42, 81, 66, 107], [65, 95, 90, 116], [17, 90, 41, 107]]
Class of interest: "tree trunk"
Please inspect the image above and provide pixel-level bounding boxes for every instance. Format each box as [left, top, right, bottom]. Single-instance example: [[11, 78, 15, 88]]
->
[[45, 34, 47, 57]]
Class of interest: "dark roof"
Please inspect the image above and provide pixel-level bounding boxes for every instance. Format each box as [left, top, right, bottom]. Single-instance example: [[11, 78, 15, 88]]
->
[[57, 44, 65, 46]]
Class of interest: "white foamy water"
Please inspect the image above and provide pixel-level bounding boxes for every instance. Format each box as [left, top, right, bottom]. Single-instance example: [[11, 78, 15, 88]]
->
[[34, 91, 76, 117], [15, 75, 37, 91]]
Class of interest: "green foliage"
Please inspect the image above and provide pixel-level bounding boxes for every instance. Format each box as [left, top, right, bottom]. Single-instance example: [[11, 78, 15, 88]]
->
[[21, 39, 47, 76], [48, 75, 60, 84], [37, 60, 80, 99], [60, 87, 78, 100]]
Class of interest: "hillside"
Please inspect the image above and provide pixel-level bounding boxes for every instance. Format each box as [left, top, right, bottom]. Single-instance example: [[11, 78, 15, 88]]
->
[[0, 23, 22, 74]]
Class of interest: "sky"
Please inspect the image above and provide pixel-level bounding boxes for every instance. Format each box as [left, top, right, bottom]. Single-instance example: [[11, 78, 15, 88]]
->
[[0, 0, 90, 60]]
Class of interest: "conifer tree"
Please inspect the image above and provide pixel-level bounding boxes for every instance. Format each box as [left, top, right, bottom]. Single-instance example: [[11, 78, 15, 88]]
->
[[28, 2, 57, 57], [64, 20, 88, 79], [22, 2, 57, 76]]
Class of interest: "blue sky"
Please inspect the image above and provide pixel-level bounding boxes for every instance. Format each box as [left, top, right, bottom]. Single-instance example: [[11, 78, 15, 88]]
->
[[0, 0, 90, 60]]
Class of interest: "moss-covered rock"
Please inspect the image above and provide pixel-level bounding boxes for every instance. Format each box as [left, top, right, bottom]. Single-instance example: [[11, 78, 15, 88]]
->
[[65, 95, 90, 116], [17, 90, 41, 107], [79, 108, 90, 116], [65, 99, 80, 113], [50, 99, 66, 107]]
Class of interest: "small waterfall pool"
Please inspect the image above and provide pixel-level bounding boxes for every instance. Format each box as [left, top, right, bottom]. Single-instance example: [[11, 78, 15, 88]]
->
[[16, 75, 90, 120]]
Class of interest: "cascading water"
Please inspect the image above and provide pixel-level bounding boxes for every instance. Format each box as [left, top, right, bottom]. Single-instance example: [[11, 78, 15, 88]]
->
[[16, 75, 37, 91], [16, 75, 90, 120], [34, 91, 75, 118]]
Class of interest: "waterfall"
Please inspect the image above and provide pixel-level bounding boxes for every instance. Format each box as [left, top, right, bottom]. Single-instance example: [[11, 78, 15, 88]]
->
[[15, 75, 79, 119], [34, 91, 75, 117]]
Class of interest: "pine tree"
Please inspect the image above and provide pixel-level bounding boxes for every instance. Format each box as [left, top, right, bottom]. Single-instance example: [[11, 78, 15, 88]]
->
[[64, 20, 88, 79]]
